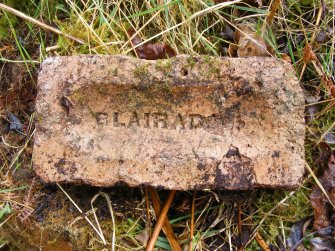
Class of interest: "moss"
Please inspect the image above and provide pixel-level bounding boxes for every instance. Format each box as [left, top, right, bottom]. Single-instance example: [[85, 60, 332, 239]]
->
[[201, 56, 221, 79], [70, 90, 85, 105], [202, 55, 212, 64], [56, 12, 120, 55], [155, 59, 173, 76], [111, 68, 118, 76], [35, 113, 44, 124], [133, 64, 151, 81], [254, 188, 313, 244], [186, 57, 197, 69], [96, 85, 109, 96], [87, 105, 97, 119], [205, 91, 223, 109], [157, 81, 173, 97], [0, 0, 23, 39]]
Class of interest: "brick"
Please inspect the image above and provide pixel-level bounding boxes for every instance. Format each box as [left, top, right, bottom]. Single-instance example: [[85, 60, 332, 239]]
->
[[33, 55, 305, 190]]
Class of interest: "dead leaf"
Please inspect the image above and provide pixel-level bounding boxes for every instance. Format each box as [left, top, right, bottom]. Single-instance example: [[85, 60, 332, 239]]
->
[[315, 27, 332, 44], [324, 133, 335, 145], [135, 230, 149, 246], [127, 29, 176, 60], [173, 195, 190, 213], [303, 44, 318, 64], [281, 53, 292, 63], [7, 112, 23, 132], [310, 190, 330, 231], [220, 24, 234, 41], [305, 104, 320, 124], [286, 216, 313, 249], [311, 236, 335, 251], [321, 76, 335, 99], [304, 89, 321, 124], [233, 25, 271, 57], [304, 89, 321, 104], [228, 43, 238, 57], [0, 45, 14, 53], [310, 149, 335, 230], [275, 235, 285, 251]]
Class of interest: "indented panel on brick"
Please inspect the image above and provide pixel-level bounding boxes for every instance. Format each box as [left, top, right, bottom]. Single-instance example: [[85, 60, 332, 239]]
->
[[33, 55, 305, 190]]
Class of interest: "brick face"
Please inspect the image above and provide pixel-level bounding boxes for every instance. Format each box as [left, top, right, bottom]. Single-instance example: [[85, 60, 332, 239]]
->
[[33, 55, 305, 190]]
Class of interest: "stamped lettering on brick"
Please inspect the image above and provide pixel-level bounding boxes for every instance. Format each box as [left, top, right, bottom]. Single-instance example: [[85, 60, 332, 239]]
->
[[110, 111, 204, 129], [33, 55, 305, 190]]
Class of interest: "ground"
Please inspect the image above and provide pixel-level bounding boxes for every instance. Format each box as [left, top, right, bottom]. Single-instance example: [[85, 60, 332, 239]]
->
[[0, 0, 334, 250]]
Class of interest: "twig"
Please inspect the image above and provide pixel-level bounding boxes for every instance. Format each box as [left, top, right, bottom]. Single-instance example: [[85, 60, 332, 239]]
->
[[237, 202, 271, 251], [254, 232, 271, 251], [0, 3, 85, 44], [46, 45, 60, 53], [245, 218, 271, 251], [310, 4, 324, 44], [237, 201, 243, 250], [189, 191, 196, 251], [239, 204, 275, 251], [0, 58, 39, 64], [148, 188, 181, 251], [146, 190, 177, 251], [145, 188, 152, 237], [1, 136, 21, 149], [265, 0, 281, 26]]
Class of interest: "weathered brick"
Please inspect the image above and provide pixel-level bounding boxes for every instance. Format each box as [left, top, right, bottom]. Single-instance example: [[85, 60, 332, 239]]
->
[[33, 55, 305, 190]]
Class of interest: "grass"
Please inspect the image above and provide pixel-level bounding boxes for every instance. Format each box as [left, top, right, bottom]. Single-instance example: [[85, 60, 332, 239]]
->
[[0, 0, 334, 250]]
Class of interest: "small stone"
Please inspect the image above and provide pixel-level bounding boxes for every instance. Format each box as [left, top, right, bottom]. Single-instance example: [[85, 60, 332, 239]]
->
[[33, 55, 305, 190]]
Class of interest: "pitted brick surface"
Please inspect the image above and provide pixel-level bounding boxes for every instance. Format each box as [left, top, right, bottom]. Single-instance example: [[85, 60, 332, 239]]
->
[[33, 55, 305, 190]]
